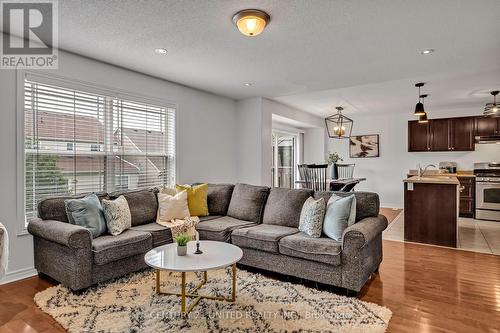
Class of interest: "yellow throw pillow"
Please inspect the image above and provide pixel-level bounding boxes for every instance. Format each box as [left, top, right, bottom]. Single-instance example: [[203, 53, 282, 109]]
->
[[176, 184, 209, 217]]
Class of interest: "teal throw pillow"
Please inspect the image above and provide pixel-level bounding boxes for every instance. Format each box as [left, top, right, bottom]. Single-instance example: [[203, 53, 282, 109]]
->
[[65, 193, 107, 238], [323, 194, 356, 241]]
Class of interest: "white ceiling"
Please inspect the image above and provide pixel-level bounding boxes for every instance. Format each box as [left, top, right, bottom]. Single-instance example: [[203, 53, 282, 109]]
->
[[21, 1, 500, 115]]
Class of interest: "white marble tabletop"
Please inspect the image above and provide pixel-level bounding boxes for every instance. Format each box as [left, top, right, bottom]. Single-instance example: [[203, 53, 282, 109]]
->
[[144, 240, 243, 272]]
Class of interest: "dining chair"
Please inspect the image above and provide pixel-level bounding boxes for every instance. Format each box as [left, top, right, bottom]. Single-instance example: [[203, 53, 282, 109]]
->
[[304, 164, 328, 191], [336, 163, 355, 179], [297, 164, 308, 189]]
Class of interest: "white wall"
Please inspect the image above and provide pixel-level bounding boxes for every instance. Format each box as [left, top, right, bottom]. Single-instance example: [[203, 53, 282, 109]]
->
[[328, 108, 500, 207], [0, 47, 237, 283], [304, 127, 327, 164], [235, 98, 264, 185]]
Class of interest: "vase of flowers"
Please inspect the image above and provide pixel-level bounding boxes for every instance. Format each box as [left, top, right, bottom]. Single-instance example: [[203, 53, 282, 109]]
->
[[174, 234, 190, 256], [326, 152, 343, 180]]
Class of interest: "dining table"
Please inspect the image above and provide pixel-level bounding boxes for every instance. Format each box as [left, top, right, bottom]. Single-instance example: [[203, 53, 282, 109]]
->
[[295, 177, 366, 191]]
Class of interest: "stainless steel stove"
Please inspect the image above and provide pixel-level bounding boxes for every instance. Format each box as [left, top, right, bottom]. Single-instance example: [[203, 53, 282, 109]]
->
[[474, 162, 500, 221]]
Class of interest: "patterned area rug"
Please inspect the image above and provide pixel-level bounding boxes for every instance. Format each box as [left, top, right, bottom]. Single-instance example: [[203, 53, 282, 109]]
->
[[35, 268, 391, 332]]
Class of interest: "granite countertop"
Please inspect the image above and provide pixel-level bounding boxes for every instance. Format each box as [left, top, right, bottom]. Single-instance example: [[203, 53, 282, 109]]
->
[[407, 170, 475, 178], [403, 175, 460, 185]]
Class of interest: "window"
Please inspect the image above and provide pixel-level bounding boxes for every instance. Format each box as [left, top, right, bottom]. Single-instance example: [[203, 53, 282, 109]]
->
[[24, 76, 176, 220]]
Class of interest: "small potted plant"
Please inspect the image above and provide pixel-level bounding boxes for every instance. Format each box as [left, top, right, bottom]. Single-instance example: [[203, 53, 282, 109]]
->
[[326, 152, 343, 180], [174, 234, 190, 256]]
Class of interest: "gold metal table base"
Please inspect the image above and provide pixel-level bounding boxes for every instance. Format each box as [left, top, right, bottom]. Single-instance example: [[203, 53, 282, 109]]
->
[[155, 264, 237, 318]]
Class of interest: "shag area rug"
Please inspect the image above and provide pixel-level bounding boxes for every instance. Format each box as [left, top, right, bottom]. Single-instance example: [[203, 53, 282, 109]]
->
[[35, 268, 391, 332]]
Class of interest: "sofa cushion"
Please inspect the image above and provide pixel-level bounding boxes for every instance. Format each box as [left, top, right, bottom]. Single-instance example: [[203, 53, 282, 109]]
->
[[108, 189, 157, 226], [130, 223, 172, 247], [207, 184, 234, 216], [263, 188, 313, 227], [196, 216, 256, 242], [279, 232, 342, 266], [227, 183, 269, 223], [38, 192, 107, 222], [314, 191, 379, 222], [199, 215, 222, 222], [231, 224, 299, 253], [92, 230, 152, 266]]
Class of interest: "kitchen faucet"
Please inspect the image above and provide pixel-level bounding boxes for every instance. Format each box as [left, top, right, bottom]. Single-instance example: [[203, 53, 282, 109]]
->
[[418, 164, 437, 177]]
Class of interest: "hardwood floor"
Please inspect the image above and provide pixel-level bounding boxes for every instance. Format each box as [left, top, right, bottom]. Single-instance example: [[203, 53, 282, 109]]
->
[[380, 207, 403, 224], [0, 240, 499, 332]]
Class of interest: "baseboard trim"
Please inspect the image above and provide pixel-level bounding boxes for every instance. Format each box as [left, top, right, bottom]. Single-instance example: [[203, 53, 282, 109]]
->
[[380, 203, 403, 209], [0, 266, 37, 285]]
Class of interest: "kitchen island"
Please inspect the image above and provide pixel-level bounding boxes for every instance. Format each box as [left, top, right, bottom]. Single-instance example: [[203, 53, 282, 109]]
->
[[403, 175, 460, 247]]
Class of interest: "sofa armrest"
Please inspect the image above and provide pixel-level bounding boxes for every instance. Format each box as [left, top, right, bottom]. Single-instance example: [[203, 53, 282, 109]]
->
[[342, 215, 388, 251], [28, 218, 92, 249]]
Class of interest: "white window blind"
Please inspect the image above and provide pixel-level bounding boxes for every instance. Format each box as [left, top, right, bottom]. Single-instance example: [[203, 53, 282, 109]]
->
[[24, 77, 175, 220]]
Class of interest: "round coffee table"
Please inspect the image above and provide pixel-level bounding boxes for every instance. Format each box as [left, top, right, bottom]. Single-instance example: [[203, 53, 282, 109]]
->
[[144, 240, 243, 318]]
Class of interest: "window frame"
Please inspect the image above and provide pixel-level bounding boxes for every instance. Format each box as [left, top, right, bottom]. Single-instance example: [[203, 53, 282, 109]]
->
[[16, 70, 179, 235]]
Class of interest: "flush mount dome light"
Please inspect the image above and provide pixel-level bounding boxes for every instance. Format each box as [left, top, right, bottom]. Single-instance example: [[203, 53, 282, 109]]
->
[[232, 9, 270, 37], [421, 49, 434, 55], [325, 106, 353, 139]]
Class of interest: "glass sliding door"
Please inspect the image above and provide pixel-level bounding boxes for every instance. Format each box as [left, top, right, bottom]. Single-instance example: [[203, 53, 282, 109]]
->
[[272, 131, 297, 188]]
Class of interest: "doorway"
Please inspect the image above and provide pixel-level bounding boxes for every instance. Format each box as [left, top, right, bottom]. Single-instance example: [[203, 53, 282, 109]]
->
[[272, 131, 298, 188]]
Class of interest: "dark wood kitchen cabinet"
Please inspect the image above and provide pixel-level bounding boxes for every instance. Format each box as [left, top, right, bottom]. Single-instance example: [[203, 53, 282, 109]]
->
[[408, 116, 475, 152], [404, 181, 457, 247], [429, 118, 451, 151], [458, 176, 475, 218], [408, 120, 429, 151], [451, 117, 475, 151], [475, 116, 500, 136]]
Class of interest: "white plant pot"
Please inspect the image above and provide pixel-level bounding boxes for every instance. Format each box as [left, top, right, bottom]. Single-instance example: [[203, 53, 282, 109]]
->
[[177, 245, 187, 256]]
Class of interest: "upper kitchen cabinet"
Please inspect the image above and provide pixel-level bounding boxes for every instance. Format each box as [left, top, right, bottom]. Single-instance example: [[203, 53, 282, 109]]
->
[[475, 116, 500, 136], [408, 120, 429, 151], [429, 118, 451, 151], [408, 116, 475, 152], [450, 117, 475, 151]]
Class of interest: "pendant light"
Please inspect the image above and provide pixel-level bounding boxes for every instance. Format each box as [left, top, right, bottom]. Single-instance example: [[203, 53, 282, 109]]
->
[[484, 91, 499, 117], [325, 106, 353, 139], [414, 82, 426, 116], [418, 94, 429, 123]]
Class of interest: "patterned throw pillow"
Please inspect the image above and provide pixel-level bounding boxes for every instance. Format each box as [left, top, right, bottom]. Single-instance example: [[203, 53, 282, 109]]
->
[[102, 196, 132, 236], [298, 197, 326, 238]]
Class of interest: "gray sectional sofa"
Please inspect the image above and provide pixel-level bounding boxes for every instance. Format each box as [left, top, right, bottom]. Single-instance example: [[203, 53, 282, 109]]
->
[[28, 183, 387, 292]]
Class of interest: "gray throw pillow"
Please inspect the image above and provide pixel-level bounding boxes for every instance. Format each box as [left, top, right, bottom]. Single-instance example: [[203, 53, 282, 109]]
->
[[64, 193, 107, 238], [102, 196, 132, 236], [323, 194, 356, 241], [298, 197, 326, 238]]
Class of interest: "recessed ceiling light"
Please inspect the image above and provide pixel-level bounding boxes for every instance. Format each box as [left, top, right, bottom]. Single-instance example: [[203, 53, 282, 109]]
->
[[243, 82, 253, 87], [154, 48, 168, 55], [421, 49, 434, 55]]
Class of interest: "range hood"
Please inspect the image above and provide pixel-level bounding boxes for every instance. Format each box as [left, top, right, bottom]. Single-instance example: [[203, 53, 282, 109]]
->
[[475, 135, 500, 144]]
